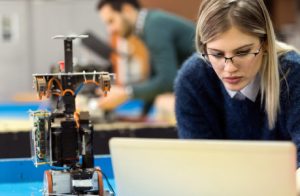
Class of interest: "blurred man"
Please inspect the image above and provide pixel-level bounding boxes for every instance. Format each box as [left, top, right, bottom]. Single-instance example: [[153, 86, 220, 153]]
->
[[97, 0, 195, 114]]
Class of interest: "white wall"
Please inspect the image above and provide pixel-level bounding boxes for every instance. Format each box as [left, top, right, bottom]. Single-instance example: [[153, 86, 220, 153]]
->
[[0, 1, 31, 101], [0, 0, 108, 102], [31, 0, 109, 74]]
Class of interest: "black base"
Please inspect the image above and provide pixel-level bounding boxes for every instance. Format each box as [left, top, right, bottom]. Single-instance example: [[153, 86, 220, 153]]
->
[[0, 125, 177, 158]]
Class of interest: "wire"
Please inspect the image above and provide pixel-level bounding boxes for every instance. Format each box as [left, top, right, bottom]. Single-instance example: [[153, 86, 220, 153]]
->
[[84, 80, 100, 86], [56, 96, 61, 109], [46, 77, 103, 97], [45, 193, 99, 196], [50, 165, 70, 170], [74, 83, 84, 96], [46, 77, 75, 97], [99, 170, 115, 194], [52, 92, 61, 96], [74, 80, 101, 96], [74, 111, 80, 128], [44, 193, 77, 196], [46, 77, 64, 98], [62, 89, 75, 96], [47, 77, 63, 93]]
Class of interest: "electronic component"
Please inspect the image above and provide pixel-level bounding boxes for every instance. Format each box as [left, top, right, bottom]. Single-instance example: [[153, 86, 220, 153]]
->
[[31, 35, 114, 196], [30, 110, 50, 166]]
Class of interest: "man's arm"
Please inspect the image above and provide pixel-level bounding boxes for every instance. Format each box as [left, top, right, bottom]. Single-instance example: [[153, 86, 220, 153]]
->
[[132, 37, 178, 101]]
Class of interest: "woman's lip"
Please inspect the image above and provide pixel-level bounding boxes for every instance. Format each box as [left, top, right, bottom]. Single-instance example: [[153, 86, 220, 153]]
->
[[223, 76, 243, 84], [224, 76, 242, 79]]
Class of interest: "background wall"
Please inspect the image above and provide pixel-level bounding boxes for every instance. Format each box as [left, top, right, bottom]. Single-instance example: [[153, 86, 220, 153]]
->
[[0, 1, 31, 101], [140, 0, 200, 21], [30, 0, 109, 74], [0, 0, 108, 102], [0, 0, 299, 102]]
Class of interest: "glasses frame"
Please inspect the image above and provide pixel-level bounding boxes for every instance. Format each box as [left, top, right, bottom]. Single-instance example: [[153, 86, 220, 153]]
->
[[202, 42, 264, 67]]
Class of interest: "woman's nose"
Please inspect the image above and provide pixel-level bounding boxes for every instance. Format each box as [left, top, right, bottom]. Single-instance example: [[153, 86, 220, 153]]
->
[[223, 60, 238, 73]]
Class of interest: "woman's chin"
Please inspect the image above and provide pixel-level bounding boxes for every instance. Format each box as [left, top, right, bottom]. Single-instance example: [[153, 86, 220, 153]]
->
[[223, 82, 245, 91]]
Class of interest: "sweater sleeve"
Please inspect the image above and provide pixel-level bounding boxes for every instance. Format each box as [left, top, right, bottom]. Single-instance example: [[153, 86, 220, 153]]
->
[[175, 54, 219, 139], [131, 22, 178, 102], [283, 52, 300, 168]]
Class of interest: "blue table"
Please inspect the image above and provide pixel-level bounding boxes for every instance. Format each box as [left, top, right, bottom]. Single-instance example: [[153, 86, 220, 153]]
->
[[0, 101, 173, 195], [0, 102, 44, 119], [0, 156, 115, 196], [0, 101, 167, 158], [0, 102, 120, 195], [0, 100, 146, 119]]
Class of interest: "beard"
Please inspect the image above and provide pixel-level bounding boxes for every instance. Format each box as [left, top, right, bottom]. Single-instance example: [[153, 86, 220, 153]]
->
[[120, 17, 134, 38]]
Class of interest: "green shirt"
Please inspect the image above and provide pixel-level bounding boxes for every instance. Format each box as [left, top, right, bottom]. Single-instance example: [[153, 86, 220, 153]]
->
[[132, 10, 195, 102]]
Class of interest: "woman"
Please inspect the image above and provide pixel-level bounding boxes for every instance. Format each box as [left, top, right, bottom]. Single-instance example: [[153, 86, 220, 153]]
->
[[175, 0, 300, 167]]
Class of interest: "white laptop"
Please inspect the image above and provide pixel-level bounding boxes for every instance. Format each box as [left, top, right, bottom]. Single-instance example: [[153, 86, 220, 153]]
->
[[109, 138, 297, 196]]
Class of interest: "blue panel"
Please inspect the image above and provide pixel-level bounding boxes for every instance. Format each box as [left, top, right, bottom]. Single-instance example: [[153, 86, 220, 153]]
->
[[0, 102, 49, 119], [0, 156, 114, 183], [94, 155, 114, 178], [115, 99, 144, 117], [0, 100, 154, 119], [0, 103, 118, 194], [0, 179, 115, 196]]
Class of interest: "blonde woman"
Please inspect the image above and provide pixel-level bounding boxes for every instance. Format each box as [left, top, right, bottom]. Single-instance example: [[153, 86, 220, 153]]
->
[[175, 0, 300, 169]]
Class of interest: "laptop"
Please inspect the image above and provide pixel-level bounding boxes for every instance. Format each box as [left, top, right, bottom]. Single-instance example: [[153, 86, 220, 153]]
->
[[109, 138, 297, 196]]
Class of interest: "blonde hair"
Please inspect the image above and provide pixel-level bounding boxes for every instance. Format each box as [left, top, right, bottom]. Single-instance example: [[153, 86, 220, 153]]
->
[[196, 0, 296, 129]]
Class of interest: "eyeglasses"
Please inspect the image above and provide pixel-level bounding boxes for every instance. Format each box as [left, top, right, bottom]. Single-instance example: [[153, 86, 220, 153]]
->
[[202, 43, 264, 68]]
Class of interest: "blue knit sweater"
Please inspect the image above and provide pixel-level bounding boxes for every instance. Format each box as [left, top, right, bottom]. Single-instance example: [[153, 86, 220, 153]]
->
[[175, 51, 300, 167]]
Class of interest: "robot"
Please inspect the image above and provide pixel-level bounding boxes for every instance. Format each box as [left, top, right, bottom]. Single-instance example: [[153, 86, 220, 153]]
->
[[30, 35, 114, 195]]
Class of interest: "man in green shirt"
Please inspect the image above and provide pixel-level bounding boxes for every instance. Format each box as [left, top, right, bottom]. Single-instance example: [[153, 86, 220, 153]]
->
[[97, 0, 195, 113]]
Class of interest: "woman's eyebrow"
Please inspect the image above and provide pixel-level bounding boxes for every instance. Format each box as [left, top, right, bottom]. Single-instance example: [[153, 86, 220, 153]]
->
[[233, 43, 254, 51], [207, 43, 254, 53]]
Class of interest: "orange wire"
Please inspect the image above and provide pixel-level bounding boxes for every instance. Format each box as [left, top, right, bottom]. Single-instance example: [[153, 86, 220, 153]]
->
[[74, 111, 80, 128], [62, 89, 75, 96], [51, 92, 61, 96], [96, 169, 104, 196], [42, 77, 109, 98], [45, 77, 64, 98], [84, 80, 100, 86], [47, 77, 63, 92], [84, 80, 110, 97]]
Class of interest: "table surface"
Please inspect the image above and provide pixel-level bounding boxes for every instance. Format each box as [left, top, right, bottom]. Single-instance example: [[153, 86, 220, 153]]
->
[[0, 101, 174, 132], [0, 156, 115, 196], [0, 180, 116, 196], [0, 101, 174, 195], [0, 100, 144, 121]]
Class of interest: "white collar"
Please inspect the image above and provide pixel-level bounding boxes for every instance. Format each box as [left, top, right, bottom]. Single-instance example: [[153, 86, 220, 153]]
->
[[226, 75, 260, 102], [135, 9, 148, 36]]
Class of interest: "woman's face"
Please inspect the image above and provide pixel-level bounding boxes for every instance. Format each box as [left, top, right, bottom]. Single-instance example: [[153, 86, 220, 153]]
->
[[205, 26, 264, 91]]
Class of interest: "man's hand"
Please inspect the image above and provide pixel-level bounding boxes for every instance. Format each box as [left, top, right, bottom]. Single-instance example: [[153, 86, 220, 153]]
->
[[98, 85, 129, 110]]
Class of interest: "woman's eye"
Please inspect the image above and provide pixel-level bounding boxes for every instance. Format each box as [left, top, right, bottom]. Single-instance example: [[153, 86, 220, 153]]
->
[[236, 50, 250, 56], [211, 53, 224, 59]]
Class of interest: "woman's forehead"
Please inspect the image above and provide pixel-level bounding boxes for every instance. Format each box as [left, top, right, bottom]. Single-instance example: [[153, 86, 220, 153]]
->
[[206, 26, 260, 51]]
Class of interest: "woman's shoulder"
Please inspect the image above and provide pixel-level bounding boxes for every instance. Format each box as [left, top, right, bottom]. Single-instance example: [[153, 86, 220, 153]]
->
[[175, 53, 219, 94], [279, 50, 300, 91], [279, 50, 300, 71], [177, 53, 212, 80]]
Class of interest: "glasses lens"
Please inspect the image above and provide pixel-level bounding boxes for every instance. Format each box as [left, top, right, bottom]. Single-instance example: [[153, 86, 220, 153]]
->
[[208, 55, 223, 67], [207, 51, 258, 68], [233, 53, 256, 65]]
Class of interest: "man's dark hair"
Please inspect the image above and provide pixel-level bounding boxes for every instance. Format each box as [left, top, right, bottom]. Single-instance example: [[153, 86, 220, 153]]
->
[[97, 0, 141, 11]]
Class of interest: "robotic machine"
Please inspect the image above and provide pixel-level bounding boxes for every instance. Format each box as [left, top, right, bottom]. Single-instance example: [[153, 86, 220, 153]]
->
[[30, 35, 114, 195]]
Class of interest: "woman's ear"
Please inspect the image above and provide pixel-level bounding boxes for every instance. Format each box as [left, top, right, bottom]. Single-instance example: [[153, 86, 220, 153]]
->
[[262, 41, 268, 53], [261, 37, 268, 51]]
